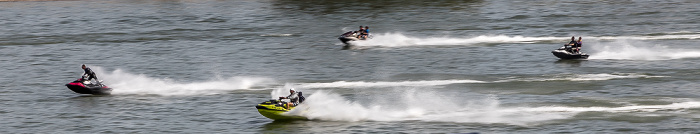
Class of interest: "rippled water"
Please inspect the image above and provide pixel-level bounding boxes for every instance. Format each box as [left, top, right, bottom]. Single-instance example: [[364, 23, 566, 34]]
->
[[2, 0, 700, 133]]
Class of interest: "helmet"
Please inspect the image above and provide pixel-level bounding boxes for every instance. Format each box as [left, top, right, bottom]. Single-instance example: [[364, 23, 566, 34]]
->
[[290, 88, 296, 92]]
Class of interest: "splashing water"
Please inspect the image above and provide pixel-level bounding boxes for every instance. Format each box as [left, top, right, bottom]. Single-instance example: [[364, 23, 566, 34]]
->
[[293, 79, 486, 89], [496, 73, 665, 82], [92, 67, 273, 96], [270, 83, 298, 100], [593, 33, 700, 40], [352, 33, 562, 47], [282, 90, 700, 126], [343, 31, 700, 51], [588, 40, 700, 60], [280, 89, 575, 126], [288, 74, 657, 89]]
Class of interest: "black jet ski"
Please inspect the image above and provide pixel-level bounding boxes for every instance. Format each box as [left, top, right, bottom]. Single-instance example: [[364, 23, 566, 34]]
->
[[65, 75, 112, 95], [338, 31, 371, 45], [552, 44, 589, 59]]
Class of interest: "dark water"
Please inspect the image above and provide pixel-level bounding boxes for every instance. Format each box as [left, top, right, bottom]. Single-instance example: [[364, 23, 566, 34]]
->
[[2, 0, 700, 133]]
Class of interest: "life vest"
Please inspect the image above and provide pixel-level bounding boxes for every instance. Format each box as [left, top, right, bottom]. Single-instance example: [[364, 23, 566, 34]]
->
[[298, 92, 306, 103]]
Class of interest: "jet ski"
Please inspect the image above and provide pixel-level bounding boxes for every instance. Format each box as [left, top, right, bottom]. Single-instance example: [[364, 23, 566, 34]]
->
[[552, 44, 589, 59], [255, 99, 307, 120], [65, 75, 112, 95], [338, 31, 371, 45]]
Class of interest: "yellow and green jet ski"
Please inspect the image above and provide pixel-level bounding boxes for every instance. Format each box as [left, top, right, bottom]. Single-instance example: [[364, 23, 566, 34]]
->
[[255, 99, 308, 120]]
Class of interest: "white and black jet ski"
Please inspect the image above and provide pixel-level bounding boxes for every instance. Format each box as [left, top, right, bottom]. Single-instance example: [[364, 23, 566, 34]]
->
[[338, 31, 371, 45], [552, 44, 589, 59]]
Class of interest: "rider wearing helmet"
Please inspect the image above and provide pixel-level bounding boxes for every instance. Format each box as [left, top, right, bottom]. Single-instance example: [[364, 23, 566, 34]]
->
[[279, 88, 300, 110]]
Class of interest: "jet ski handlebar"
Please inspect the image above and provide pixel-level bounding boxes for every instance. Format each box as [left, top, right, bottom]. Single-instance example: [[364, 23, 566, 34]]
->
[[277, 97, 288, 102]]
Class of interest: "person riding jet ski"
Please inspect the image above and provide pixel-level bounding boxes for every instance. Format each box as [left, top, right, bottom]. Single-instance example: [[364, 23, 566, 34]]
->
[[279, 88, 304, 110], [360, 26, 370, 39], [552, 36, 589, 59], [66, 64, 111, 95], [567, 36, 580, 53], [575, 37, 583, 53], [82, 64, 100, 83]]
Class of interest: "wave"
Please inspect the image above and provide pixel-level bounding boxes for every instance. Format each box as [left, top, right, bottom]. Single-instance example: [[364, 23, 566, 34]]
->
[[93, 67, 273, 96], [284, 91, 700, 126]]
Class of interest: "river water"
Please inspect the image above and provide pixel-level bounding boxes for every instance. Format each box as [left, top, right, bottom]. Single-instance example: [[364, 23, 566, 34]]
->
[[2, 0, 700, 133]]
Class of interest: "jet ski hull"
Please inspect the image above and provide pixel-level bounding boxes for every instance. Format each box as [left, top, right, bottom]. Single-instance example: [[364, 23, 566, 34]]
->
[[65, 79, 112, 95], [552, 50, 589, 59], [552, 45, 589, 60], [256, 100, 307, 120], [338, 31, 370, 45], [338, 36, 360, 44]]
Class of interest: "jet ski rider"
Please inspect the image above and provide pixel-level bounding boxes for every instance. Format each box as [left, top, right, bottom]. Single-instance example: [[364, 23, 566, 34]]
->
[[568, 36, 580, 53], [361, 26, 370, 39], [576, 37, 583, 53], [81, 64, 99, 82], [356, 26, 365, 39], [279, 88, 300, 110]]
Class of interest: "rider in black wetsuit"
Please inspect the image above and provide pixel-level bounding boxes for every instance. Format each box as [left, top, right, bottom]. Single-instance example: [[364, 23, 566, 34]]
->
[[82, 64, 98, 82]]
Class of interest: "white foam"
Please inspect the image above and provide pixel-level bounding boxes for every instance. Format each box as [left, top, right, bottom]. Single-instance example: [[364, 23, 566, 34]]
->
[[593, 34, 700, 40], [588, 40, 700, 60], [285, 90, 467, 122], [92, 67, 273, 96], [283, 91, 562, 125], [292, 74, 654, 89], [293, 79, 486, 89], [353, 33, 561, 47], [260, 34, 294, 37], [497, 73, 664, 82], [344, 32, 700, 49], [283, 90, 700, 126], [524, 101, 700, 113]]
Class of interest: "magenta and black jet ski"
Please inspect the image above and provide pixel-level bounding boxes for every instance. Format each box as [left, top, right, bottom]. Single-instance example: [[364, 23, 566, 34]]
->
[[65, 75, 112, 95]]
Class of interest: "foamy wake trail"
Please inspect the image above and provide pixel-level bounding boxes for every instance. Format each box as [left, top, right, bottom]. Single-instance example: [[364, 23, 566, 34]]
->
[[347, 32, 700, 48], [293, 79, 485, 89], [497, 73, 664, 82], [284, 91, 700, 126], [93, 68, 273, 96], [593, 32, 700, 40], [589, 40, 700, 60], [260, 34, 294, 37], [353, 33, 561, 47], [292, 74, 655, 89], [524, 102, 700, 113]]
